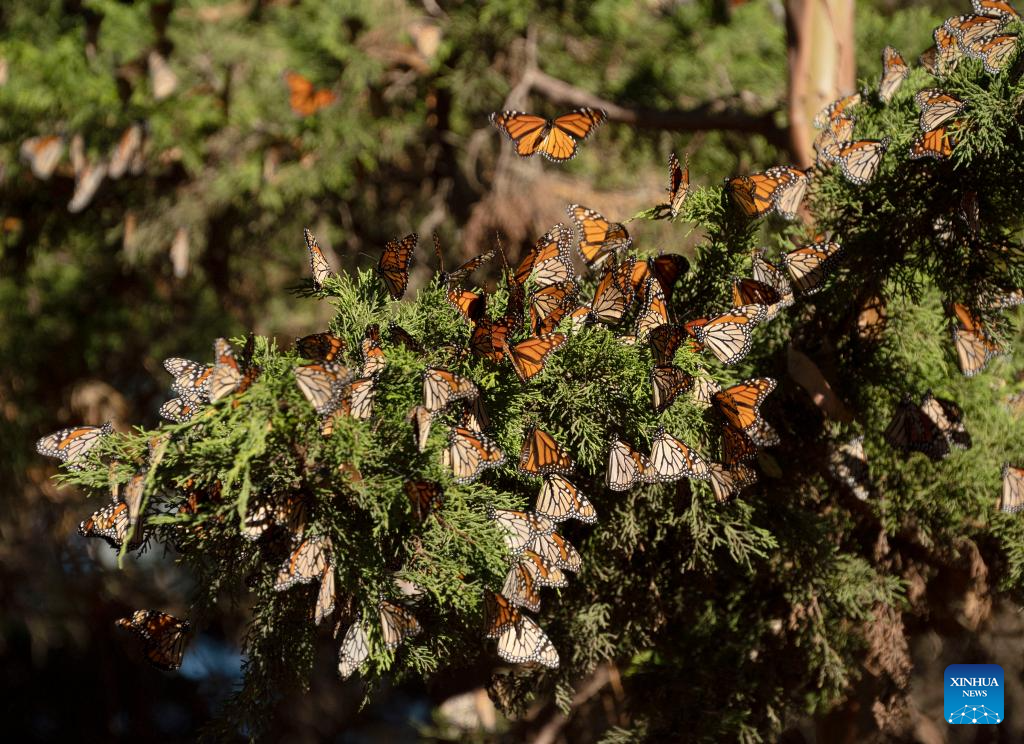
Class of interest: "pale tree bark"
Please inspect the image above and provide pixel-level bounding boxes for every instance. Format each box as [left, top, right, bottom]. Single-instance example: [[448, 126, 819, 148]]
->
[[786, 0, 856, 166]]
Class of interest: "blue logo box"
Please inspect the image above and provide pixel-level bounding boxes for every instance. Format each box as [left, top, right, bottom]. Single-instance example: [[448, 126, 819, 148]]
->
[[945, 664, 1004, 724]]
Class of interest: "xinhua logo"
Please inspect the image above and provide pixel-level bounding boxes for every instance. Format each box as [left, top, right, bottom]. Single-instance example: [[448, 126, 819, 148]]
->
[[944, 664, 1004, 724]]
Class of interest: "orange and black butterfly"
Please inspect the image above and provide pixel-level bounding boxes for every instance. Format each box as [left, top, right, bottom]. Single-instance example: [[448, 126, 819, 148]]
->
[[814, 112, 856, 159], [752, 250, 794, 309], [721, 423, 759, 465], [691, 305, 767, 365], [285, 71, 337, 116], [434, 234, 495, 286], [589, 258, 635, 324], [164, 356, 213, 403], [972, 0, 1019, 18], [963, 33, 1019, 73], [20, 134, 65, 179], [514, 224, 575, 287], [914, 89, 967, 131], [530, 281, 578, 336], [322, 375, 376, 430], [304, 227, 332, 290], [116, 610, 191, 671], [503, 334, 566, 382], [490, 107, 606, 162], [885, 392, 970, 461], [483, 590, 560, 667], [731, 278, 786, 321], [910, 125, 955, 159], [36, 423, 113, 468], [378, 233, 417, 300], [443, 425, 505, 483], [1001, 462, 1024, 513], [879, 46, 909, 103], [536, 475, 596, 524], [712, 378, 777, 439], [813, 93, 861, 129], [79, 471, 146, 550], [423, 367, 479, 415], [567, 204, 631, 269], [159, 397, 202, 423], [502, 551, 567, 611], [782, 238, 842, 294], [518, 426, 574, 477], [388, 322, 424, 353], [296, 332, 346, 363], [209, 337, 259, 403], [605, 437, 658, 491], [469, 317, 512, 362], [405, 480, 444, 521], [950, 302, 1004, 377], [820, 138, 889, 185], [359, 324, 387, 377], [634, 277, 669, 339], [726, 166, 809, 220], [707, 462, 758, 503], [294, 361, 353, 416], [274, 535, 330, 591], [658, 151, 690, 218], [632, 253, 689, 304], [651, 365, 694, 414], [946, 14, 1009, 47], [650, 428, 710, 481], [648, 323, 685, 366], [923, 25, 963, 76]]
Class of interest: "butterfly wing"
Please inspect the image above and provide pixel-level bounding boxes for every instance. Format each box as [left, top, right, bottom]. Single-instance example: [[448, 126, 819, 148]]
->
[[518, 426, 574, 477], [497, 614, 560, 667], [1000, 463, 1024, 513], [337, 621, 370, 678], [567, 204, 631, 269], [879, 46, 910, 102], [782, 239, 842, 294], [651, 365, 694, 414], [444, 426, 505, 483], [490, 111, 550, 158], [505, 334, 566, 382], [535, 474, 597, 523], [304, 227, 332, 289], [694, 304, 767, 365], [650, 428, 710, 481], [36, 423, 112, 465]]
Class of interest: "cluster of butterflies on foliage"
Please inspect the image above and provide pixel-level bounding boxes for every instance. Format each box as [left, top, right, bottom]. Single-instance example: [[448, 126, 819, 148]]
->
[[35, 0, 1024, 675]]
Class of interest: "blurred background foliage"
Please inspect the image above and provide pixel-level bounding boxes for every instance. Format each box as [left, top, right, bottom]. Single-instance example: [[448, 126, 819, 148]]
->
[[2, 0, 1020, 741]]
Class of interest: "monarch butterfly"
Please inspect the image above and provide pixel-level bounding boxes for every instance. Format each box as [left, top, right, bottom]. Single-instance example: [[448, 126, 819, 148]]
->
[[885, 392, 970, 460], [164, 357, 212, 403], [650, 428, 710, 481], [294, 361, 353, 415], [337, 620, 370, 679], [567, 204, 632, 269], [359, 324, 387, 377], [296, 332, 346, 363], [910, 125, 955, 160], [945, 14, 1009, 47], [116, 610, 191, 671], [813, 115, 856, 160], [448, 287, 487, 323], [458, 395, 491, 435], [651, 365, 694, 414], [209, 337, 259, 402], [67, 157, 107, 214], [314, 561, 336, 626], [634, 277, 670, 339], [879, 46, 909, 103], [502, 558, 543, 612], [535, 474, 597, 524], [530, 281, 579, 336], [752, 250, 795, 309], [951, 302, 1004, 377], [926, 25, 963, 76], [921, 391, 972, 451], [605, 437, 658, 491], [782, 239, 842, 294], [692, 304, 768, 365], [377, 233, 417, 300], [828, 437, 871, 501], [589, 258, 635, 324], [732, 278, 786, 321], [661, 152, 690, 218], [20, 134, 64, 179], [721, 423, 759, 465], [645, 253, 690, 303], [423, 368, 479, 415], [443, 426, 505, 483], [483, 591, 560, 667], [387, 322, 424, 353], [108, 123, 144, 180], [241, 494, 307, 541], [726, 166, 809, 220], [433, 234, 495, 286], [304, 227, 332, 290], [518, 426, 575, 477], [159, 397, 202, 423], [745, 416, 781, 448], [379, 600, 422, 649], [964, 33, 1019, 73], [984, 288, 1024, 309], [531, 529, 582, 572], [324, 375, 376, 429], [692, 377, 723, 405], [36, 422, 113, 467], [1001, 462, 1024, 513], [706, 462, 758, 503], [284, 71, 337, 116], [972, 0, 1019, 18], [490, 107, 606, 162], [712, 378, 777, 436], [488, 508, 555, 555], [813, 93, 862, 129], [514, 224, 575, 287], [914, 89, 967, 132], [469, 317, 511, 362], [649, 324, 685, 366], [503, 333, 566, 382], [79, 471, 146, 550], [274, 536, 330, 591], [405, 480, 443, 521], [821, 138, 889, 185]]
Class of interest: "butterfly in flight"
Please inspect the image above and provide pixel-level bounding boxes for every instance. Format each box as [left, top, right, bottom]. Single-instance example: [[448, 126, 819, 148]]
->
[[378, 233, 417, 300], [490, 107, 606, 162], [284, 71, 337, 116], [116, 610, 191, 671]]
